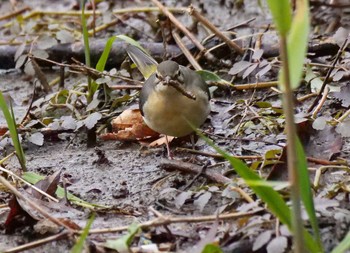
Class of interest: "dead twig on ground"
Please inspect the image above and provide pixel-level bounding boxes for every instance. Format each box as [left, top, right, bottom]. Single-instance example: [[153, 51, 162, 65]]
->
[[172, 30, 202, 70], [0, 176, 75, 233], [2, 231, 70, 253], [160, 159, 231, 184], [150, 0, 215, 62], [234, 81, 278, 90], [311, 86, 329, 119], [87, 208, 263, 234], [307, 37, 349, 113], [188, 5, 244, 56]]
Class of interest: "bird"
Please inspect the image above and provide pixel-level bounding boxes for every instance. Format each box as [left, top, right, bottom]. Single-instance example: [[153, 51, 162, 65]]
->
[[139, 60, 210, 157]]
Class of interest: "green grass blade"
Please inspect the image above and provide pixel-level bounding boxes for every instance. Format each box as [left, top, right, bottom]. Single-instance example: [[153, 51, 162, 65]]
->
[[0, 91, 26, 170], [95, 36, 117, 72], [197, 70, 234, 87], [286, 0, 310, 89], [70, 213, 95, 253], [199, 134, 291, 226], [266, 0, 292, 36], [331, 231, 350, 253], [80, 0, 93, 102], [197, 132, 320, 252], [296, 138, 322, 248], [80, 0, 90, 68]]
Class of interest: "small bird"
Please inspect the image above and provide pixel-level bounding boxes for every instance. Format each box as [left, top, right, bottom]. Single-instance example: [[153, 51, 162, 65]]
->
[[139, 60, 210, 157]]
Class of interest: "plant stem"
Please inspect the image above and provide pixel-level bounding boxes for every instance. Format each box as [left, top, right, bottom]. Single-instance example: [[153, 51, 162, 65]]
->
[[279, 36, 304, 252]]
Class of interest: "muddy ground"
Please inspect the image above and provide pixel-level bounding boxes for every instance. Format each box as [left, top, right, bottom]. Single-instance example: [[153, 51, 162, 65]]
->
[[1, 0, 350, 253]]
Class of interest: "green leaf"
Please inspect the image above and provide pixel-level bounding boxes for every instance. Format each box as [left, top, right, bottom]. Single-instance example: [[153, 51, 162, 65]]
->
[[0, 91, 26, 170], [286, 0, 310, 89], [70, 213, 95, 253], [96, 36, 117, 72], [331, 231, 350, 253], [105, 223, 140, 252], [266, 0, 292, 36], [196, 70, 234, 87], [201, 244, 223, 253], [296, 138, 322, 248], [22, 172, 107, 209]]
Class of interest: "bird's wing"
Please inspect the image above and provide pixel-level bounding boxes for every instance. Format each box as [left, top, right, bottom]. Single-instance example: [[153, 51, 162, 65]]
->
[[139, 73, 157, 116], [180, 66, 210, 99]]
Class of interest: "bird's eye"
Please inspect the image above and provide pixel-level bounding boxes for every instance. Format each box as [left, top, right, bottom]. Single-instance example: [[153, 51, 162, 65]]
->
[[155, 73, 159, 79], [176, 70, 181, 78]]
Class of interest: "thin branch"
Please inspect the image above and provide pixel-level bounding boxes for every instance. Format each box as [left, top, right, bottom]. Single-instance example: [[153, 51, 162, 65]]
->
[[172, 30, 202, 70], [0, 176, 75, 233], [150, 0, 215, 62], [307, 37, 348, 113], [2, 231, 69, 253], [188, 5, 243, 55], [0, 166, 59, 203], [88, 208, 263, 234]]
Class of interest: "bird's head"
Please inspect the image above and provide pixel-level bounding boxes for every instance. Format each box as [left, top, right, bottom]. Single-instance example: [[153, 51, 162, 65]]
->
[[155, 60, 184, 85]]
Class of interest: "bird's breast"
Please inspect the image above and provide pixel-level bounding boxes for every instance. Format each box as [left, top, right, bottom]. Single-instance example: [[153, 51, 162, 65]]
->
[[142, 87, 210, 137]]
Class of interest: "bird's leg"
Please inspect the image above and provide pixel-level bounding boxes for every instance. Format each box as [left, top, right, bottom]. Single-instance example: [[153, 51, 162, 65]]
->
[[190, 133, 196, 150], [165, 135, 173, 159]]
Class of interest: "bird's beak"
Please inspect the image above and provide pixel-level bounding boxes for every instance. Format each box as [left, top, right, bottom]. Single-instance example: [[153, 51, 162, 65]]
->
[[164, 76, 171, 84]]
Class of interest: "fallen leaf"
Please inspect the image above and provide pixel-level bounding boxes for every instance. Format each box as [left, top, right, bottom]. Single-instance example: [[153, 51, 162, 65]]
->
[[266, 236, 288, 253], [110, 109, 159, 140], [149, 135, 174, 147], [253, 230, 272, 251]]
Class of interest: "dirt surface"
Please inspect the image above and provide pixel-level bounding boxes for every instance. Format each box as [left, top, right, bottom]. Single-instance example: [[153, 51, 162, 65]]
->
[[1, 0, 350, 253]]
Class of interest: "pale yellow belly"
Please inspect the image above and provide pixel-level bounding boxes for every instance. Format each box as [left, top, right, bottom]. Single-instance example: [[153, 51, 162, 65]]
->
[[143, 89, 210, 137]]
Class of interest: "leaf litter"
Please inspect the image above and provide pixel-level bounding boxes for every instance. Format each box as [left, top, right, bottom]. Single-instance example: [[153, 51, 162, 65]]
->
[[1, 0, 350, 252]]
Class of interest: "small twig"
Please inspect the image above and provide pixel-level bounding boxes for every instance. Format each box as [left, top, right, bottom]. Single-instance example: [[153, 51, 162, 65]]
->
[[172, 30, 202, 70], [0, 166, 59, 203], [32, 55, 140, 84], [29, 56, 52, 93], [310, 0, 350, 8], [168, 80, 196, 100], [188, 5, 243, 55], [110, 85, 142, 90], [20, 80, 37, 125], [0, 6, 31, 21], [313, 165, 350, 189], [149, 207, 174, 239], [230, 186, 254, 203], [2, 231, 69, 253], [297, 92, 317, 102], [87, 208, 263, 234], [307, 157, 347, 166], [234, 81, 278, 90], [308, 37, 349, 113], [150, 0, 215, 62], [183, 161, 210, 190], [160, 159, 231, 184], [176, 147, 263, 160], [0, 176, 75, 233], [337, 107, 350, 123], [311, 86, 329, 118]]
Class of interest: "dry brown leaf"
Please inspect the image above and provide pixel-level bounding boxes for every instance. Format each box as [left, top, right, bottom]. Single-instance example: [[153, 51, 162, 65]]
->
[[149, 135, 175, 147], [110, 109, 159, 140]]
